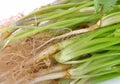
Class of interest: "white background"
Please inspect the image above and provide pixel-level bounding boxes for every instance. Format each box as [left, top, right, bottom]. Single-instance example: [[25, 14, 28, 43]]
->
[[0, 0, 120, 84], [0, 0, 55, 21]]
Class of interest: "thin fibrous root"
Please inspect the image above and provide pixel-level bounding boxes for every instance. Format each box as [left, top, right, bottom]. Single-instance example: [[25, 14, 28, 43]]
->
[[36, 24, 99, 51]]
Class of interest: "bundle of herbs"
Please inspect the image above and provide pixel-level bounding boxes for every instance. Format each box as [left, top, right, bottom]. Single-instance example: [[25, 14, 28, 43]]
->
[[0, 0, 120, 84]]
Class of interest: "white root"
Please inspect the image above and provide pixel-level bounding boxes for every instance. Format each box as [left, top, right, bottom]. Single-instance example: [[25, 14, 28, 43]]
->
[[34, 64, 71, 76], [25, 43, 62, 66], [30, 71, 69, 84], [36, 24, 99, 50]]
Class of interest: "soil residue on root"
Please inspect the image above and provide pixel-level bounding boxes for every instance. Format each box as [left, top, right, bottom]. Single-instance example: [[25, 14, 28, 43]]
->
[[0, 28, 70, 84]]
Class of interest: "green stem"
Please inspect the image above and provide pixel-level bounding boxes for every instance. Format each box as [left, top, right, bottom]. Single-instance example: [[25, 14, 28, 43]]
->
[[19, 1, 90, 21], [65, 52, 120, 64], [66, 38, 120, 62], [25, 2, 93, 25], [55, 24, 120, 63], [9, 14, 98, 41]]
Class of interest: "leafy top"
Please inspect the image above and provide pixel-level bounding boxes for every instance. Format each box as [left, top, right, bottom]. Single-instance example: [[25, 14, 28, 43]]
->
[[94, 0, 118, 13]]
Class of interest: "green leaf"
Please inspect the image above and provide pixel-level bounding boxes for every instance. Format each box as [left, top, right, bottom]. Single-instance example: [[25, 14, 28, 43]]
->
[[94, 0, 118, 13], [92, 72, 120, 83], [117, 0, 120, 4]]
